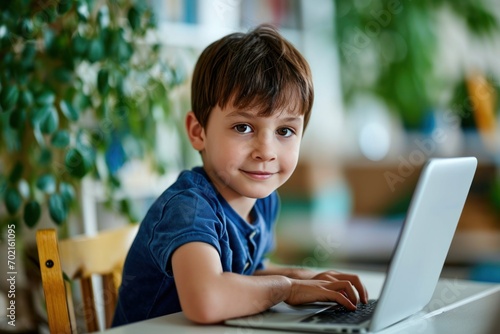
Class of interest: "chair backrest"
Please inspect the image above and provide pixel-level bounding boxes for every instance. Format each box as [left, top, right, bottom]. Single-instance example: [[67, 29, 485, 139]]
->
[[36, 225, 139, 333]]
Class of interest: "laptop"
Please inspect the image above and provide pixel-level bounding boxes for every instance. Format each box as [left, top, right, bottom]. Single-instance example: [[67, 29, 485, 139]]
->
[[225, 157, 477, 333]]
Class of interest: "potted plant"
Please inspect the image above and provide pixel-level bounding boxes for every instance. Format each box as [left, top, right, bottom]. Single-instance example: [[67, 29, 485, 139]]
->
[[333, 1, 500, 232], [333, 0, 498, 129], [0, 0, 183, 232]]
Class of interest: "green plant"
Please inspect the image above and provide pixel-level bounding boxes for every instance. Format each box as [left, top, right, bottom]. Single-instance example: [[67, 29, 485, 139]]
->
[[0, 0, 184, 229], [334, 0, 498, 129]]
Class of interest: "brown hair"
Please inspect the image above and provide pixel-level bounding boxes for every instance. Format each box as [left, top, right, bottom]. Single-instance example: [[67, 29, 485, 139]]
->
[[191, 24, 314, 130]]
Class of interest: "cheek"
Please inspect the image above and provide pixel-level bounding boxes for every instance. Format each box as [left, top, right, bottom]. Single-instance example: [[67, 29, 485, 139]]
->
[[281, 147, 300, 171], [208, 140, 244, 168]]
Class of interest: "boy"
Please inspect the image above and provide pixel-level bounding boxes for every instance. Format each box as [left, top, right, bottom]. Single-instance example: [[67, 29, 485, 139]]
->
[[112, 24, 368, 327]]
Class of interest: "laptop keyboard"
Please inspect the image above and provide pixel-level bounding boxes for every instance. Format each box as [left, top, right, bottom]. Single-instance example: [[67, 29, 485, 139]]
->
[[300, 300, 378, 325]]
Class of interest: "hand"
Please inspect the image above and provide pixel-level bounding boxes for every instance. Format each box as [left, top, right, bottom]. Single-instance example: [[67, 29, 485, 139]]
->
[[284, 270, 368, 310], [285, 278, 361, 310], [311, 270, 369, 304]]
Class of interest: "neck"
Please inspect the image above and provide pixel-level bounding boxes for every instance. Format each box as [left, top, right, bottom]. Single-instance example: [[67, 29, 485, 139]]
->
[[224, 196, 257, 224], [202, 167, 257, 223]]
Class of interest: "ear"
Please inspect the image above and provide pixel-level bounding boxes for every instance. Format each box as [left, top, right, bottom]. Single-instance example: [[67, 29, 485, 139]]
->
[[185, 111, 205, 151]]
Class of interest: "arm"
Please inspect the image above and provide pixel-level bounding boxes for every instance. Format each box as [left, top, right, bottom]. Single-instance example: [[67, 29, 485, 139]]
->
[[254, 263, 320, 279], [172, 242, 361, 324], [254, 263, 368, 304]]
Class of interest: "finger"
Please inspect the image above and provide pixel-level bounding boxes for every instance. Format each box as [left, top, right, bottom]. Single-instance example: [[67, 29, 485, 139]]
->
[[322, 270, 340, 277], [361, 284, 369, 304], [313, 270, 348, 281], [334, 274, 369, 304], [356, 281, 369, 304], [328, 281, 359, 306], [327, 291, 357, 311]]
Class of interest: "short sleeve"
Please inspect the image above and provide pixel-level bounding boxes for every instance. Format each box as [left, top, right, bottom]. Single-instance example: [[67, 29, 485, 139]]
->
[[148, 190, 226, 276]]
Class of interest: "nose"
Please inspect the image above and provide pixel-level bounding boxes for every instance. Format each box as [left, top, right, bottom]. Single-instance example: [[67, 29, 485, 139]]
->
[[251, 130, 277, 161]]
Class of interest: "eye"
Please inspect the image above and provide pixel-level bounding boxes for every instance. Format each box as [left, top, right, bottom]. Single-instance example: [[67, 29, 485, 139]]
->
[[234, 124, 252, 134], [276, 127, 295, 137]]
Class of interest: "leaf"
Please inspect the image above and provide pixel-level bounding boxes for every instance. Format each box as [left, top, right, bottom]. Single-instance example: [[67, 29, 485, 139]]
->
[[4, 187, 22, 215], [17, 18, 34, 40], [98, 5, 110, 28], [0, 85, 19, 112], [97, 69, 109, 96], [71, 33, 88, 56], [60, 182, 75, 207], [33, 126, 45, 147], [9, 109, 26, 129], [63, 272, 71, 282], [43, 28, 56, 54], [51, 130, 70, 147], [21, 43, 36, 67], [76, 0, 89, 22], [57, 0, 73, 15], [40, 106, 59, 134], [59, 100, 79, 121], [120, 198, 140, 222], [113, 71, 124, 94], [65, 148, 91, 178], [54, 68, 73, 83], [18, 179, 29, 198], [0, 175, 6, 197], [18, 90, 34, 107], [36, 90, 56, 106], [38, 148, 53, 166], [117, 33, 133, 62], [87, 38, 104, 63], [127, 6, 141, 32], [30, 105, 51, 126], [73, 93, 92, 111], [48, 193, 67, 225], [8, 162, 23, 183], [36, 174, 56, 193], [45, 5, 58, 23], [23, 200, 41, 228]]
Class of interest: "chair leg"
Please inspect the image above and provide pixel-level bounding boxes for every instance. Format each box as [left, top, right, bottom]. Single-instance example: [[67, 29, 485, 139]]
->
[[80, 277, 99, 332], [102, 273, 117, 328], [65, 281, 78, 333], [36, 229, 73, 334]]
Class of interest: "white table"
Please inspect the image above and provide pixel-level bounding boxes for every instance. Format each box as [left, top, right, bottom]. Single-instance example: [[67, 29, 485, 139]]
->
[[103, 271, 500, 334]]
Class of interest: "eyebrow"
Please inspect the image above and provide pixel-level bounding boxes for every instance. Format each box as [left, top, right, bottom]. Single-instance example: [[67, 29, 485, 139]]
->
[[226, 110, 303, 123]]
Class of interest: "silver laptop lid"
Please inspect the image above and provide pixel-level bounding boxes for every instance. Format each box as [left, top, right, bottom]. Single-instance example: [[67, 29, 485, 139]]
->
[[370, 157, 477, 332]]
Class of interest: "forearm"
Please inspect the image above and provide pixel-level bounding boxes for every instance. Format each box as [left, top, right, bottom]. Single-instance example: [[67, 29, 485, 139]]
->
[[173, 243, 294, 324], [183, 271, 292, 324], [254, 263, 319, 280]]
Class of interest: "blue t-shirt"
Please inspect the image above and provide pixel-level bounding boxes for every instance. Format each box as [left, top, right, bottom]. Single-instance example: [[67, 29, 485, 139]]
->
[[112, 167, 279, 327]]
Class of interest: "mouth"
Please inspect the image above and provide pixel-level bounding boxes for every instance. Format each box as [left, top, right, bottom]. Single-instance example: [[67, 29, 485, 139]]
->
[[241, 170, 276, 180]]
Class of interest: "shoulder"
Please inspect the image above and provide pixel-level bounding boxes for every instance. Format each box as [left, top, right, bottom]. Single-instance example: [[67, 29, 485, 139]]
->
[[143, 167, 223, 225], [163, 167, 217, 204], [171, 167, 213, 194], [138, 168, 228, 253]]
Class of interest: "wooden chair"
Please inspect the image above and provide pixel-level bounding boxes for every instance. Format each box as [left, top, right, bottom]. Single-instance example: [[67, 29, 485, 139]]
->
[[36, 225, 139, 333]]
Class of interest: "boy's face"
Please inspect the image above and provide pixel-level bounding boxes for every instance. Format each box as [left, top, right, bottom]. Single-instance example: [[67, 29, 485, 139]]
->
[[196, 102, 304, 203]]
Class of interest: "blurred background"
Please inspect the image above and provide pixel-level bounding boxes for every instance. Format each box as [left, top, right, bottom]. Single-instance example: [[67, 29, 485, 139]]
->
[[125, 0, 500, 281], [1, 0, 500, 331]]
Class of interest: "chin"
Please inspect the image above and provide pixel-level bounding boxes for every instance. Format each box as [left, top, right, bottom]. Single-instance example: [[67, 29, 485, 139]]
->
[[241, 187, 276, 199]]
